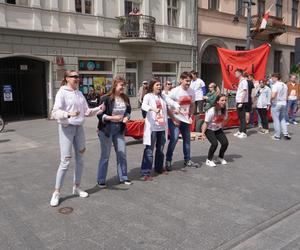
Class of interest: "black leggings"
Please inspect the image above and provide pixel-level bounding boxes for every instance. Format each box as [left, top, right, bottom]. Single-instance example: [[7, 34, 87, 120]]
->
[[205, 129, 229, 160], [257, 108, 269, 129]]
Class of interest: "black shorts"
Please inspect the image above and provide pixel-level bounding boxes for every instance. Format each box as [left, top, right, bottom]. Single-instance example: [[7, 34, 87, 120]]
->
[[244, 102, 252, 113]]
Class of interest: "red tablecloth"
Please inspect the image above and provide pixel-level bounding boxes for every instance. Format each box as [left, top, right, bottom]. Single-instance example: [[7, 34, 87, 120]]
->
[[126, 109, 272, 139]]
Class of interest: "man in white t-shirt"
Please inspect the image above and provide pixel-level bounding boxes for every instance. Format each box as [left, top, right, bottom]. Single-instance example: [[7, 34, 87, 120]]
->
[[165, 71, 199, 171], [234, 69, 249, 139], [271, 73, 291, 140], [190, 70, 206, 114]]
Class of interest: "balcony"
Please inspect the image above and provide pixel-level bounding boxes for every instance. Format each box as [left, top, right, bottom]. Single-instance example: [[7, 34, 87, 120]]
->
[[250, 15, 286, 41], [118, 15, 156, 44]]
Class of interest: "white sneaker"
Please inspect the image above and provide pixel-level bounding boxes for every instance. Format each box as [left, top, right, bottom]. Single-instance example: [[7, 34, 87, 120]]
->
[[50, 191, 60, 207], [206, 159, 216, 168], [218, 158, 228, 165], [286, 122, 290, 125], [233, 131, 241, 137], [73, 187, 89, 198], [237, 132, 247, 138], [293, 121, 298, 125]]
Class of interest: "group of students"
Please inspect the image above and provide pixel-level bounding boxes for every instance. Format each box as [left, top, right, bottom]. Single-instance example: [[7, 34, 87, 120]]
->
[[50, 70, 229, 207], [50, 68, 298, 207], [234, 69, 298, 141]]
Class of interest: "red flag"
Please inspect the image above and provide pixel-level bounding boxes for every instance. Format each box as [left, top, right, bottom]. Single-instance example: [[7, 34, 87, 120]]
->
[[217, 44, 271, 90]]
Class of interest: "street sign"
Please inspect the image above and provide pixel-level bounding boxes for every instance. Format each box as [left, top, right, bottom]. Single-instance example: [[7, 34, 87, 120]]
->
[[3, 85, 13, 102]]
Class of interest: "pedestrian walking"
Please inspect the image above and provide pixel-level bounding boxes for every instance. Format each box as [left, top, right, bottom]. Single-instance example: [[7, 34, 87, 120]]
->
[[200, 94, 229, 167], [50, 70, 105, 207], [96, 76, 132, 188], [162, 80, 173, 95], [245, 73, 255, 127], [270, 73, 291, 140]]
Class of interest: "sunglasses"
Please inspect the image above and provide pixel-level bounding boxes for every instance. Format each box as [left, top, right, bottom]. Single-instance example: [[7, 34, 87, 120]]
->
[[68, 75, 80, 79], [167, 83, 172, 85]]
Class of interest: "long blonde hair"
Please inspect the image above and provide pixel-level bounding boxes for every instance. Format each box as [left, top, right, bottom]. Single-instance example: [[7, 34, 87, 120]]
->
[[61, 70, 78, 86]]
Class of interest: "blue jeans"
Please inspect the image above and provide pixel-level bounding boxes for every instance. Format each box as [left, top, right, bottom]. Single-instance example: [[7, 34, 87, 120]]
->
[[97, 124, 128, 183], [140, 131, 166, 176], [55, 124, 86, 189], [166, 119, 191, 162], [271, 104, 288, 138], [285, 100, 298, 122]]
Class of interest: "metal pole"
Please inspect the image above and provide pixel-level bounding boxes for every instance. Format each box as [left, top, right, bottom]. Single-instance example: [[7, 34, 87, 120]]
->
[[246, 0, 252, 50]]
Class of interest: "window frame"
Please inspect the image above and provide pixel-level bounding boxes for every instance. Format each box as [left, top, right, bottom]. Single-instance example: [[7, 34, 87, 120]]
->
[[236, 0, 245, 16], [208, 0, 219, 11], [167, 0, 179, 26], [276, 0, 282, 18], [274, 50, 282, 74], [75, 0, 94, 15], [257, 0, 265, 16], [292, 0, 299, 27]]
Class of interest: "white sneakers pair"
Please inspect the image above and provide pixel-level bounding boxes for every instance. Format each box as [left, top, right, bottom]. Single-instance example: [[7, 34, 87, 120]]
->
[[50, 187, 89, 207], [206, 158, 228, 168], [233, 131, 247, 138]]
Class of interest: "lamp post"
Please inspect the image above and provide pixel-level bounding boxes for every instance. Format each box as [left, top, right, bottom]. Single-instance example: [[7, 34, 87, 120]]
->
[[233, 0, 256, 50]]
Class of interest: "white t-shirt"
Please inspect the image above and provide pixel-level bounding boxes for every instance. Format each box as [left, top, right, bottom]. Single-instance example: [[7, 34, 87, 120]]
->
[[169, 86, 195, 123], [205, 107, 226, 131], [235, 78, 248, 103], [272, 81, 288, 106], [190, 78, 206, 101], [112, 97, 126, 116]]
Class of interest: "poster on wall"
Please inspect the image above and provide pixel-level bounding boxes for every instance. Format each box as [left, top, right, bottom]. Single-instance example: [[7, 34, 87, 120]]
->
[[3, 85, 13, 102]]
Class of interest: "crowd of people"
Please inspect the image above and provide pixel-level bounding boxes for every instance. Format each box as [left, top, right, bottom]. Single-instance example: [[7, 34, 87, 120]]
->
[[50, 69, 299, 207]]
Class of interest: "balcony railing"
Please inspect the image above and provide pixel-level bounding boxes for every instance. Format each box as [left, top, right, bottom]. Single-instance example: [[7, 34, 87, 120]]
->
[[250, 15, 286, 41], [118, 15, 156, 44]]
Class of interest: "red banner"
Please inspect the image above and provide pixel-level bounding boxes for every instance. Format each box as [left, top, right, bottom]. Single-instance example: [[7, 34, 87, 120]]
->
[[217, 44, 271, 90]]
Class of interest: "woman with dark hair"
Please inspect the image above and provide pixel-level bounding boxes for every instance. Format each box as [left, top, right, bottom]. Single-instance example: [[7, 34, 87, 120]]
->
[[50, 70, 105, 207], [96, 76, 132, 187], [140, 78, 179, 180], [200, 94, 229, 167]]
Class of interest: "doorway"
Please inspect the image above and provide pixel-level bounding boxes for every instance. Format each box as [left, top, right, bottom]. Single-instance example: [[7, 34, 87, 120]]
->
[[0, 57, 47, 120]]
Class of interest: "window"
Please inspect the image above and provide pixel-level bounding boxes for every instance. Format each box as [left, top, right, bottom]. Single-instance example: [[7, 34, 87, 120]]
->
[[5, 0, 28, 5], [75, 0, 93, 14], [126, 62, 138, 97], [125, 0, 140, 15], [208, 0, 219, 10], [78, 60, 113, 96], [236, 46, 246, 51], [276, 0, 282, 18], [292, 0, 299, 27], [167, 0, 178, 26], [236, 0, 245, 16], [274, 50, 282, 73], [152, 62, 177, 85], [290, 52, 295, 69], [257, 0, 265, 16]]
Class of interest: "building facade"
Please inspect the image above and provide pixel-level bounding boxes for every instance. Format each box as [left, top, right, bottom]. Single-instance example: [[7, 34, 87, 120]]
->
[[0, 0, 197, 119], [198, 0, 300, 88]]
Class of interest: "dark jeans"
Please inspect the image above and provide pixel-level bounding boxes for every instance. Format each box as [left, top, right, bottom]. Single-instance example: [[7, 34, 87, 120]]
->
[[257, 108, 269, 130], [194, 100, 205, 114], [140, 131, 166, 176], [237, 103, 247, 133], [166, 119, 191, 162], [205, 129, 229, 160]]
